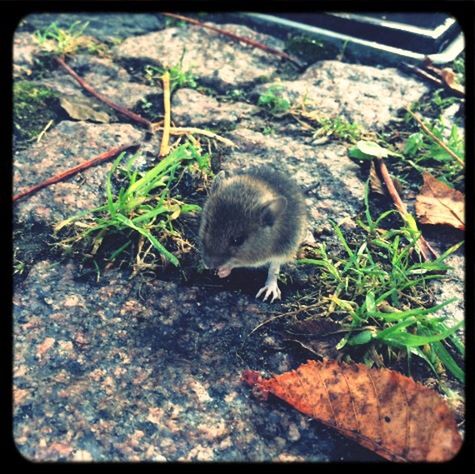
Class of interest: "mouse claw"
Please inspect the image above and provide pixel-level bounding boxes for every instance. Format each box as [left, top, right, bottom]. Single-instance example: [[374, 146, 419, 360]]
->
[[256, 282, 281, 303]]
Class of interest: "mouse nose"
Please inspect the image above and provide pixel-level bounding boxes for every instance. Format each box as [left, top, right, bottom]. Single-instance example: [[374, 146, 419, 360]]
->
[[202, 254, 226, 269]]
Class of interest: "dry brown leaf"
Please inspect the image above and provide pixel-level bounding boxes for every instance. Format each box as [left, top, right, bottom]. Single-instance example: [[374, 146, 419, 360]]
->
[[421, 58, 465, 96], [415, 173, 464, 230], [440, 68, 465, 95], [59, 95, 111, 123], [242, 359, 462, 462]]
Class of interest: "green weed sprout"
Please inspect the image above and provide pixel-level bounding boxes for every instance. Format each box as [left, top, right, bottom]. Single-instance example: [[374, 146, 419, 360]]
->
[[34, 21, 105, 56], [258, 85, 291, 116]]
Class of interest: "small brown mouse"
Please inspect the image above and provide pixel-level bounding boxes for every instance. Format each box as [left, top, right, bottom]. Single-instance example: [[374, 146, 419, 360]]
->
[[199, 166, 307, 302]]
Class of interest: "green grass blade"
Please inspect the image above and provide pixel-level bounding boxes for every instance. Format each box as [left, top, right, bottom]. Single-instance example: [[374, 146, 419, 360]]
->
[[432, 341, 464, 382], [114, 214, 179, 266], [131, 206, 168, 225], [370, 298, 457, 322], [384, 321, 463, 347], [109, 240, 132, 261]]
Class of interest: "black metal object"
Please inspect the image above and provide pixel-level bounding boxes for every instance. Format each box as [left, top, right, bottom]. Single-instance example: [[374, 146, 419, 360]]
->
[[245, 13, 464, 64], [275, 13, 460, 55]]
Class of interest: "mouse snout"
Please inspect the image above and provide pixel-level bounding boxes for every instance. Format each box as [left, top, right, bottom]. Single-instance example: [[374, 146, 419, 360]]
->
[[202, 253, 229, 270]]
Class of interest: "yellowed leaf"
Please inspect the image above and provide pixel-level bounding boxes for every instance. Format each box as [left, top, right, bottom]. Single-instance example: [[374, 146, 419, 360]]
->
[[415, 173, 464, 230]]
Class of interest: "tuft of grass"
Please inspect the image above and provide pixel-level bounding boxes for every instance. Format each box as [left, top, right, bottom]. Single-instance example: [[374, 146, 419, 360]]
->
[[144, 62, 197, 93], [298, 181, 464, 382], [403, 114, 464, 187], [34, 21, 107, 56], [311, 116, 363, 143], [14, 81, 59, 142], [225, 88, 247, 102], [257, 85, 291, 116], [55, 142, 211, 270]]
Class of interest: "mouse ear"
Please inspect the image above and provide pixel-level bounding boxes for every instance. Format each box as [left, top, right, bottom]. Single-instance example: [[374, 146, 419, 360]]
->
[[259, 196, 287, 227], [210, 170, 227, 194]]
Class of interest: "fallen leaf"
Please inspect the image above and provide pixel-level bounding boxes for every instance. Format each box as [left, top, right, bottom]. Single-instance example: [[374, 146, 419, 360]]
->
[[440, 68, 464, 95], [242, 359, 462, 462], [421, 58, 465, 96], [60, 95, 111, 123], [415, 173, 464, 230]]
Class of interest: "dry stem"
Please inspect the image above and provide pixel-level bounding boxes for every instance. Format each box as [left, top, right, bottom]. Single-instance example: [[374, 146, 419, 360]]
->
[[13, 143, 138, 202], [162, 12, 303, 67], [159, 71, 171, 157], [405, 108, 464, 167], [56, 56, 152, 129]]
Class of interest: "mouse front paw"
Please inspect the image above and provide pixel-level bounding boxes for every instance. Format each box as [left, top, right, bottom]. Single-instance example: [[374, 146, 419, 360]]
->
[[256, 281, 281, 303]]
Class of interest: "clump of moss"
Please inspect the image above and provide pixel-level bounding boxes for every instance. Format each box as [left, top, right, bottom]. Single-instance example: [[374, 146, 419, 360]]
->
[[14, 81, 59, 142]]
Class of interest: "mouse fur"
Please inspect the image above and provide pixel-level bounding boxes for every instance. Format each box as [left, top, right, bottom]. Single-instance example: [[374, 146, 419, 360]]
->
[[199, 166, 307, 301]]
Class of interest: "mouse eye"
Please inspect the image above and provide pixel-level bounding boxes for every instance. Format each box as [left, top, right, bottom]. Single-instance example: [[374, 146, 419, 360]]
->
[[230, 234, 246, 247]]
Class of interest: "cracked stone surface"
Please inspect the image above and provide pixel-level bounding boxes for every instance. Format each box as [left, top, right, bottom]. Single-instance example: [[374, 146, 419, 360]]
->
[[172, 88, 258, 128], [14, 121, 145, 227], [13, 13, 464, 462], [253, 60, 429, 130], [17, 13, 166, 41], [40, 54, 159, 112], [115, 24, 284, 92], [14, 259, 381, 462]]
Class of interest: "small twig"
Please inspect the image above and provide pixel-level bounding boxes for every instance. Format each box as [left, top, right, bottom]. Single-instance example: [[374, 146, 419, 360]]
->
[[13, 143, 139, 202], [162, 12, 304, 68], [248, 301, 326, 336], [159, 71, 171, 157], [402, 62, 444, 87], [402, 62, 464, 98], [375, 157, 438, 261], [36, 119, 54, 143], [405, 108, 464, 167], [152, 125, 238, 148], [55, 56, 152, 129]]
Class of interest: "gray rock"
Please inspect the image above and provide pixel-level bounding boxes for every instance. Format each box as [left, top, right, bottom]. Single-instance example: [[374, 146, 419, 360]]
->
[[13, 32, 41, 71], [39, 55, 159, 112], [14, 121, 144, 227], [172, 88, 258, 127], [13, 258, 347, 461], [114, 24, 283, 92], [254, 60, 429, 130], [17, 13, 165, 41]]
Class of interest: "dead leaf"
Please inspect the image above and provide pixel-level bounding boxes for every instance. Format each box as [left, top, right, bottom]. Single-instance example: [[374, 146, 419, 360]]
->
[[415, 173, 464, 230], [421, 58, 464, 96], [242, 359, 462, 462], [60, 95, 111, 123], [440, 68, 465, 95], [50, 442, 74, 457]]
